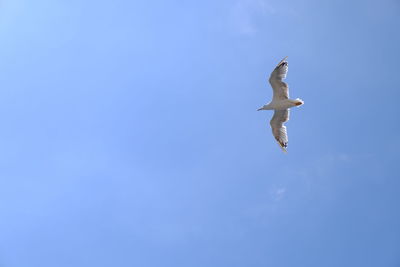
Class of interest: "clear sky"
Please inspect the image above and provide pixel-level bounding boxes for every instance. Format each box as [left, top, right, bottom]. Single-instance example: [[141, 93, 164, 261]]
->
[[0, 0, 399, 266]]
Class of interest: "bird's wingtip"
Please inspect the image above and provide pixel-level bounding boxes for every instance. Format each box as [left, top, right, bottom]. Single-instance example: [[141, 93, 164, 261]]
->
[[277, 141, 288, 153], [275, 56, 288, 68]]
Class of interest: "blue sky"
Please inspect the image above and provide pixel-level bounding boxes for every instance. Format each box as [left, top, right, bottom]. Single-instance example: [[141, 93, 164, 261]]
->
[[0, 0, 399, 266]]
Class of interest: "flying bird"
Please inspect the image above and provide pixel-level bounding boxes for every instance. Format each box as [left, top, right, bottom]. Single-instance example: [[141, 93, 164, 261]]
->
[[258, 57, 304, 152]]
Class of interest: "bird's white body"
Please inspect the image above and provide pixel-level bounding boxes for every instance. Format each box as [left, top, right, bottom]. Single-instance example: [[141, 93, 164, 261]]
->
[[258, 57, 303, 152], [258, 98, 304, 111]]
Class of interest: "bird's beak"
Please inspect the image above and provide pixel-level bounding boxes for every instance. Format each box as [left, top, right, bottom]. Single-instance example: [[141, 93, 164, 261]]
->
[[257, 108, 263, 111]]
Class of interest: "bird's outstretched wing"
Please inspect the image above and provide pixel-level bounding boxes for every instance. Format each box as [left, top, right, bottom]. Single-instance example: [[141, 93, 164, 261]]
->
[[270, 109, 290, 152], [269, 56, 289, 100]]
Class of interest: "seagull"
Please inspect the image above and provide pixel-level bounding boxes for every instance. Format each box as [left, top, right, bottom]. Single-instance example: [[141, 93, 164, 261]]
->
[[257, 57, 304, 152]]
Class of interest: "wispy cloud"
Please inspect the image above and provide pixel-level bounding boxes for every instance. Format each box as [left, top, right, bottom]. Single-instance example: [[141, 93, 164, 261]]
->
[[271, 186, 286, 202], [230, 0, 276, 35]]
